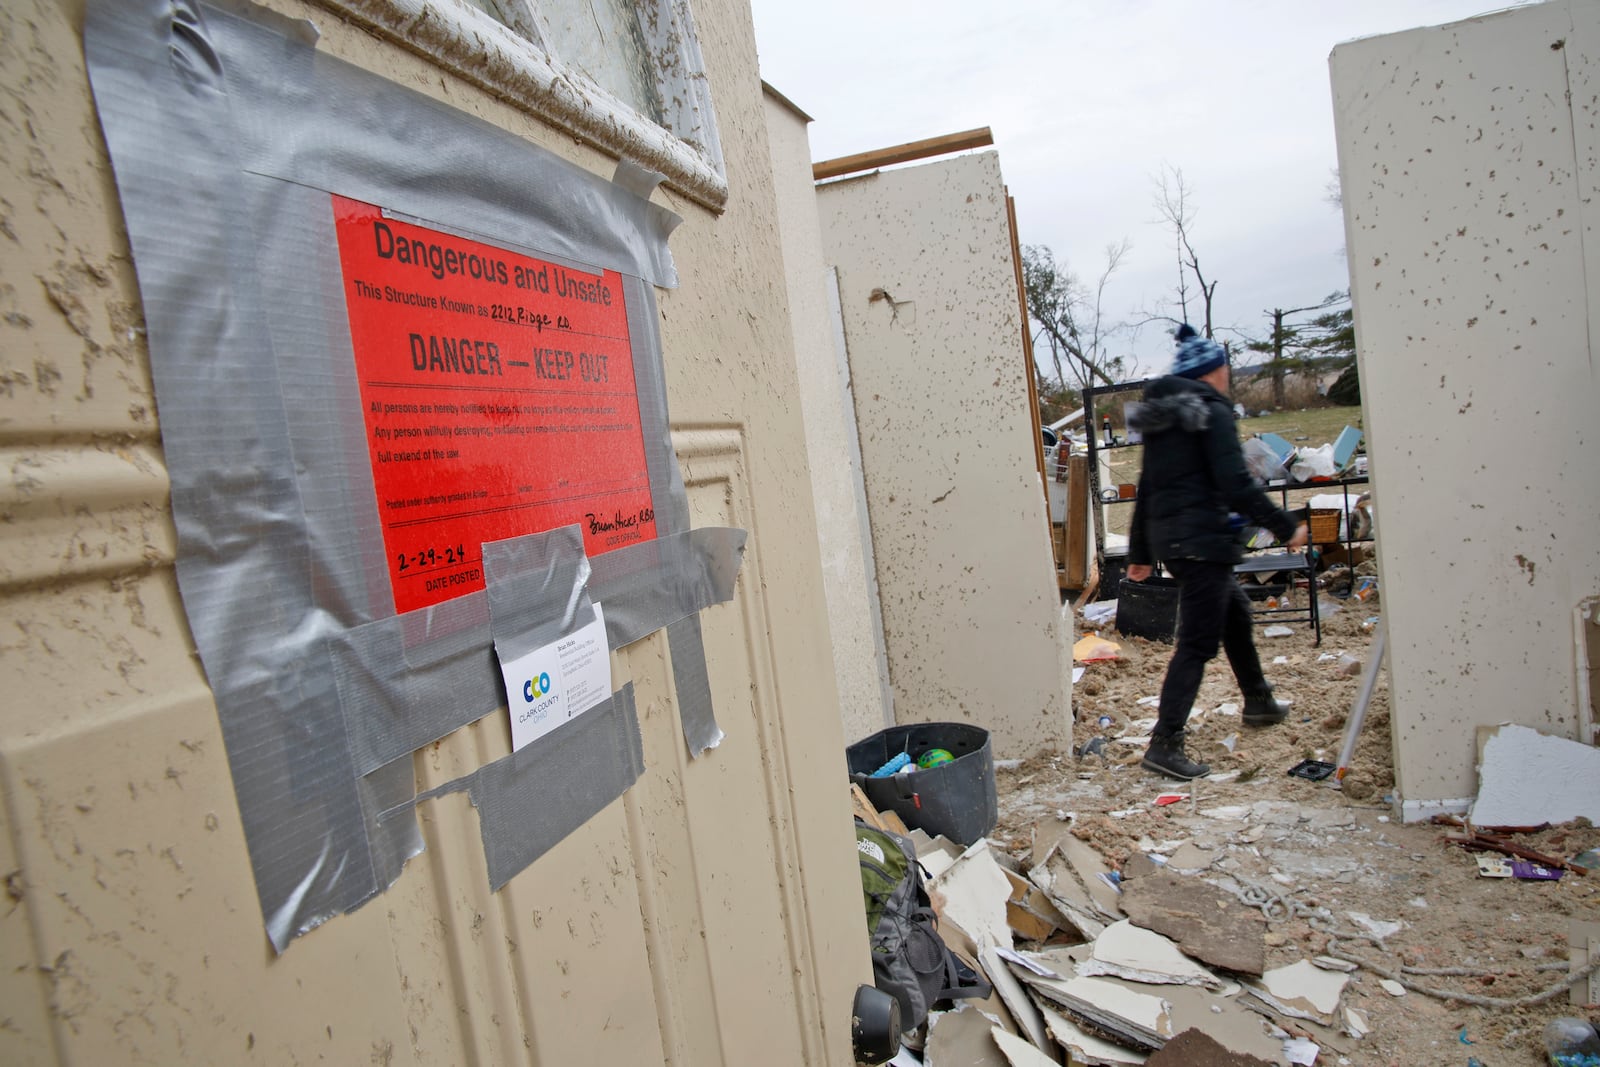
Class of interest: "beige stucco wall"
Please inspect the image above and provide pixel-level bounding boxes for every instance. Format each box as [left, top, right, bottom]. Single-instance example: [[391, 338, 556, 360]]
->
[[1330, 0, 1600, 816], [0, 0, 866, 1062], [761, 88, 895, 743], [816, 152, 1072, 760]]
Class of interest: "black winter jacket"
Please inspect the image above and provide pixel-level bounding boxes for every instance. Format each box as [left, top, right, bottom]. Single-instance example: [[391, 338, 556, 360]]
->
[[1126, 375, 1298, 565]]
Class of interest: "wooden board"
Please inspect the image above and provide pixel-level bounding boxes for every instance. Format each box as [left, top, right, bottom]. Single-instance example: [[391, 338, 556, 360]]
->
[[1065, 453, 1089, 588], [850, 784, 886, 830]]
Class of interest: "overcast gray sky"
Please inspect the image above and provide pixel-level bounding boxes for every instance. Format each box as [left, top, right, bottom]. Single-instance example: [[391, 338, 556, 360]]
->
[[748, 0, 1523, 375]]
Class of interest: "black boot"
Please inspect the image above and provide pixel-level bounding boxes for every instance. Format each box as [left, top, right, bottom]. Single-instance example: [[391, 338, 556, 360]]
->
[[1242, 685, 1290, 726], [1142, 729, 1210, 780]]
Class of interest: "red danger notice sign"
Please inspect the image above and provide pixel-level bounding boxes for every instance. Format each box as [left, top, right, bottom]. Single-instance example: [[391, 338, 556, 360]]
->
[[332, 195, 657, 613]]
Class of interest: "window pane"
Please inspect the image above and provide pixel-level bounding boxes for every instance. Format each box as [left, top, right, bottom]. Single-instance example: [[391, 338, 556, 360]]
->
[[539, 0, 665, 125]]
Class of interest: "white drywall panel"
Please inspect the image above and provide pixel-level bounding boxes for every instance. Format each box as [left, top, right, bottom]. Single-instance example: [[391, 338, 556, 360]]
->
[[815, 152, 1070, 759], [1330, 0, 1600, 813], [1471, 723, 1600, 826], [763, 89, 894, 742]]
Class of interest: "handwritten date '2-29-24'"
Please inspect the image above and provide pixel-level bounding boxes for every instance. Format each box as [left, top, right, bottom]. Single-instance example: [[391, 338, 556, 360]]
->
[[396, 543, 469, 572]]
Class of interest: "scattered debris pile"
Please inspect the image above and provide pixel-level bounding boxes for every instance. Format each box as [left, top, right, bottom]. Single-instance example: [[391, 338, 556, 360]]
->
[[850, 718, 1600, 1065]]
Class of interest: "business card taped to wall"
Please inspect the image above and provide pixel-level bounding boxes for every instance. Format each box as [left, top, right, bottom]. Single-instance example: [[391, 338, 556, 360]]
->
[[500, 603, 612, 751]]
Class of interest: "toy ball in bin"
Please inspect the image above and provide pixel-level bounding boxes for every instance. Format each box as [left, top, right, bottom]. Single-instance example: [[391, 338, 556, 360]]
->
[[847, 723, 997, 845]]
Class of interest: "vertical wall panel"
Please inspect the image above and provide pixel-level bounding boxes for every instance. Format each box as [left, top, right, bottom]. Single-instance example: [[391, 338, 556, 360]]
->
[[1331, 0, 1600, 813]]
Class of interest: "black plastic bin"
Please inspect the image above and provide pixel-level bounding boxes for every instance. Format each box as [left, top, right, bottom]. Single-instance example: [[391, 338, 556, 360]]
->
[[845, 722, 997, 846], [1116, 575, 1180, 641]]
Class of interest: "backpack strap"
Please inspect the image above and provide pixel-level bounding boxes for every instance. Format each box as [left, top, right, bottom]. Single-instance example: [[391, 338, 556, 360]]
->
[[932, 938, 992, 1004]]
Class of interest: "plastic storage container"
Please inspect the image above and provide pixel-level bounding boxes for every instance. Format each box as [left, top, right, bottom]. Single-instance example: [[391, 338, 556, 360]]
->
[[846, 723, 996, 845], [1116, 575, 1180, 641], [1544, 1017, 1600, 1066]]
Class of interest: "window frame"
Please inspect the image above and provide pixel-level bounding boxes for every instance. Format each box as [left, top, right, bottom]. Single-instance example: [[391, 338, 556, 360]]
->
[[313, 0, 728, 212]]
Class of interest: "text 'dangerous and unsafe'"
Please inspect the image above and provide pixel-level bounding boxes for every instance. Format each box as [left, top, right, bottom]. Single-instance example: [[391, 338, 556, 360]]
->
[[333, 196, 657, 612]]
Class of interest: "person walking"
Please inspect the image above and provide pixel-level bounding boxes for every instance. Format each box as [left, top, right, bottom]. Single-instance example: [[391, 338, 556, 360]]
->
[[1125, 325, 1308, 780]]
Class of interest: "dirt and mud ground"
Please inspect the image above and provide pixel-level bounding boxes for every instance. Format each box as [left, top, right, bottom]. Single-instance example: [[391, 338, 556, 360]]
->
[[990, 598, 1600, 1066]]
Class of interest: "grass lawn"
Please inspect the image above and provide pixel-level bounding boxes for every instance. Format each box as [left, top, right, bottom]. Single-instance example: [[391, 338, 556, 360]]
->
[[1098, 404, 1364, 537]]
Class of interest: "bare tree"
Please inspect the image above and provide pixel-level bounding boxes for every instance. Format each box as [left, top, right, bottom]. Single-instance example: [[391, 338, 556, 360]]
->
[[1020, 240, 1131, 395], [1152, 165, 1219, 339]]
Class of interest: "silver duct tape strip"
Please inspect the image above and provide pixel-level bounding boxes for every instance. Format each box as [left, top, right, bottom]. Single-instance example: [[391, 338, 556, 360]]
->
[[623, 275, 692, 535], [592, 527, 747, 650], [476, 684, 644, 889], [612, 159, 668, 202], [331, 598, 500, 779], [668, 615, 725, 758], [391, 686, 644, 890], [614, 275, 726, 755], [483, 526, 594, 663]]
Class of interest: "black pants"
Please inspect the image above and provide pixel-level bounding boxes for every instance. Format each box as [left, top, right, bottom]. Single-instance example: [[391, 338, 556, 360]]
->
[[1156, 559, 1267, 734]]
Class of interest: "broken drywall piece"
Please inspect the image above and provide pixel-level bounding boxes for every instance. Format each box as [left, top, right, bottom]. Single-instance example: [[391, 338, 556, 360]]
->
[[1028, 844, 1108, 941], [1119, 872, 1265, 976], [1037, 1003, 1148, 1065], [1121, 853, 1162, 881], [991, 1026, 1063, 1067], [1345, 911, 1401, 941], [1470, 723, 1600, 826], [1148, 983, 1285, 1063], [1344, 1006, 1370, 1037], [1030, 816, 1076, 867], [925, 1003, 1012, 1066], [1164, 842, 1215, 871], [1013, 973, 1173, 1050], [1144, 1028, 1274, 1067], [1245, 960, 1349, 1024], [916, 832, 968, 881], [1060, 835, 1126, 919], [980, 944, 1053, 1055], [1282, 1036, 1321, 1065], [1002, 867, 1072, 943], [1077, 920, 1226, 991], [1379, 978, 1407, 997], [933, 840, 1016, 954], [1018, 944, 1091, 974]]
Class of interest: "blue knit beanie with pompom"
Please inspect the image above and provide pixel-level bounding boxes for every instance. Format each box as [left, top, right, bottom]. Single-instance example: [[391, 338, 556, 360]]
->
[[1171, 323, 1226, 379]]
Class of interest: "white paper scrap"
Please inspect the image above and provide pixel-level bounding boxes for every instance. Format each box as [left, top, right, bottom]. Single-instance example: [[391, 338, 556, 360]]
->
[[501, 603, 611, 751]]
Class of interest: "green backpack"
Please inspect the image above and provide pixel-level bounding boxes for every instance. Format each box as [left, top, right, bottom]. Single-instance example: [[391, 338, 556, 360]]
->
[[856, 822, 991, 1032]]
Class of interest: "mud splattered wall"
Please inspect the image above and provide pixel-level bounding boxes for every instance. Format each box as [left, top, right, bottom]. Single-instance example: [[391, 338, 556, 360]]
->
[[1331, 0, 1600, 816], [816, 152, 1071, 759], [762, 88, 894, 743]]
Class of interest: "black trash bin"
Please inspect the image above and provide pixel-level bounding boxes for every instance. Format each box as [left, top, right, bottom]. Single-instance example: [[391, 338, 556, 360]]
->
[[846, 722, 996, 846]]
